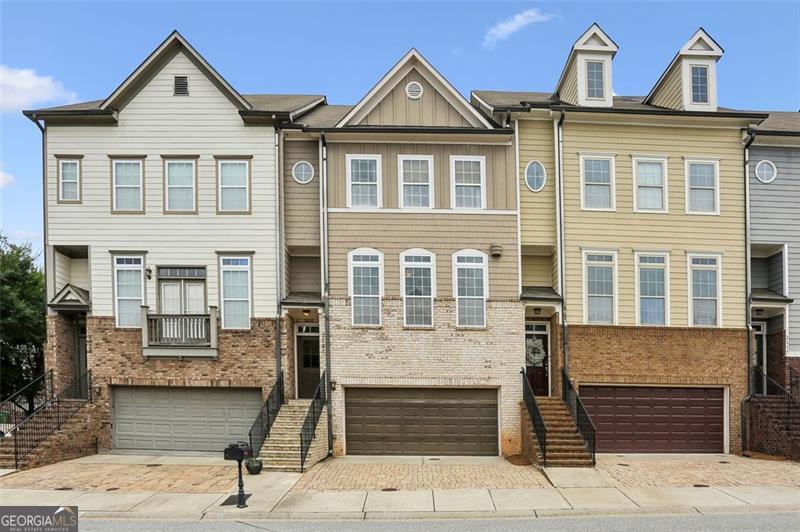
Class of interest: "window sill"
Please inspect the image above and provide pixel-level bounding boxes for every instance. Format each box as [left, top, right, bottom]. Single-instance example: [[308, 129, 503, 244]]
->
[[580, 207, 616, 212], [455, 325, 488, 331], [351, 324, 383, 330], [685, 211, 721, 216], [403, 326, 435, 331]]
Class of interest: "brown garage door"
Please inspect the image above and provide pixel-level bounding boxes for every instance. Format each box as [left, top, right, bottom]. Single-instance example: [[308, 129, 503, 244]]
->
[[580, 386, 724, 453], [345, 388, 498, 455]]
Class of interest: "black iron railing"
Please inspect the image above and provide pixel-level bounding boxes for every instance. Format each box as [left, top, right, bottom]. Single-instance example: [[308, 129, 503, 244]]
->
[[562, 369, 596, 465], [521, 368, 548, 467], [300, 371, 326, 472], [788, 366, 800, 398], [753, 366, 800, 435], [248, 372, 285, 455], [12, 370, 92, 468], [0, 370, 54, 433]]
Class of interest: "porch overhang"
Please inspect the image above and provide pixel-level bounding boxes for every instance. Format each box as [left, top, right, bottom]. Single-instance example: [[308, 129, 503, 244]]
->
[[48, 283, 91, 313], [521, 286, 562, 302], [751, 289, 794, 304], [282, 292, 324, 308]]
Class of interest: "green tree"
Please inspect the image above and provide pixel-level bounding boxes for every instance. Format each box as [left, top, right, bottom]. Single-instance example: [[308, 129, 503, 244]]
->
[[0, 234, 46, 405]]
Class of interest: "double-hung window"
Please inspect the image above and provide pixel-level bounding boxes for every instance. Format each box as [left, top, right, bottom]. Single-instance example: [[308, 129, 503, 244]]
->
[[636, 254, 669, 326], [689, 254, 721, 327], [686, 160, 719, 214], [220, 256, 251, 329], [453, 250, 488, 327], [450, 156, 485, 209], [218, 159, 250, 212], [581, 155, 615, 210], [349, 249, 383, 326], [401, 250, 435, 327], [633, 157, 668, 212], [586, 61, 605, 99], [691, 66, 709, 104], [113, 159, 143, 212], [399, 155, 433, 208], [165, 159, 196, 212], [114, 255, 144, 327], [584, 251, 616, 324], [58, 159, 81, 202], [347, 155, 381, 208]]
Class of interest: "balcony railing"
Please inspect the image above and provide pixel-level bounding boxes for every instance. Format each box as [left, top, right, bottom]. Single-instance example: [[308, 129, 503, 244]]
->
[[141, 306, 218, 357]]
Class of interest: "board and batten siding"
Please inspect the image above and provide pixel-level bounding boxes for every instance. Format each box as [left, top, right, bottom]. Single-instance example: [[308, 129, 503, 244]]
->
[[650, 65, 683, 110], [561, 122, 747, 327], [326, 142, 515, 210], [45, 50, 278, 318], [750, 146, 800, 354], [283, 139, 321, 247], [518, 118, 557, 247]]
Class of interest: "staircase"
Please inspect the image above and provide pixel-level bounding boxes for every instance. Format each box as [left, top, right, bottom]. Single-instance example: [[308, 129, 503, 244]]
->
[[533, 397, 594, 467], [750, 395, 800, 460], [259, 399, 313, 472]]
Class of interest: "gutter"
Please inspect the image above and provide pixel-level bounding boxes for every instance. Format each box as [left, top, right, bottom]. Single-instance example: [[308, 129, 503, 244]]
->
[[321, 133, 334, 455], [741, 130, 756, 454], [285, 126, 513, 135], [29, 116, 48, 313], [549, 105, 769, 120], [746, 128, 800, 138]]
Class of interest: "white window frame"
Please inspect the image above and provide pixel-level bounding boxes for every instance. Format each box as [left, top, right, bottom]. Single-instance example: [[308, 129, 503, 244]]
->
[[632, 156, 669, 213], [449, 155, 486, 210], [112, 159, 143, 212], [690, 64, 710, 105], [681, 58, 717, 111], [113, 255, 145, 328], [452, 249, 489, 328], [576, 53, 613, 107], [348, 247, 384, 327], [684, 158, 720, 215], [634, 252, 671, 326], [165, 159, 196, 212], [397, 155, 434, 209], [582, 250, 618, 325], [687, 252, 723, 328], [524, 160, 547, 193], [291, 160, 315, 184], [585, 59, 605, 100], [400, 249, 436, 328], [58, 159, 81, 202], [219, 255, 252, 330], [217, 159, 250, 213], [346, 154, 382, 209], [754, 160, 777, 184], [579, 153, 616, 211]]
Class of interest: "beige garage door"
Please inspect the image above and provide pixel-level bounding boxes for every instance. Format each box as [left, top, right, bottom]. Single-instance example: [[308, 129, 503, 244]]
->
[[113, 387, 262, 452], [345, 388, 498, 456]]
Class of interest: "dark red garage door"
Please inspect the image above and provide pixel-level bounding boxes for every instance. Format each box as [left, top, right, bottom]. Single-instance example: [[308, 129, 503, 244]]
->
[[580, 386, 724, 453]]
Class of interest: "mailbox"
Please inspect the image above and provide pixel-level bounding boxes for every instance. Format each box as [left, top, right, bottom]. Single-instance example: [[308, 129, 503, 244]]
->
[[224, 441, 253, 462]]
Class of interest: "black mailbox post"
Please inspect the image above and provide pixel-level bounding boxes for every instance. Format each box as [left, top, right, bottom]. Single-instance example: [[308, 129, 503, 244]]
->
[[224, 441, 253, 508]]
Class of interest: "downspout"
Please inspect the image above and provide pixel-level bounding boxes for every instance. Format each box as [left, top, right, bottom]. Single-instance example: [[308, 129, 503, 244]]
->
[[321, 132, 333, 454], [554, 110, 569, 390], [274, 118, 283, 391], [741, 130, 756, 453], [32, 115, 48, 312]]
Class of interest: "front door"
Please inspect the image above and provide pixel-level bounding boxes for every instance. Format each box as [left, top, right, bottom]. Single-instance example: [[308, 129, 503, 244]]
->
[[296, 326, 320, 399], [525, 322, 550, 396]]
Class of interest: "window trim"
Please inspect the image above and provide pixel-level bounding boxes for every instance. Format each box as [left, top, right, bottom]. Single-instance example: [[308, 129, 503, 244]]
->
[[754, 160, 777, 184], [219, 255, 252, 330], [347, 247, 384, 327], [452, 249, 489, 328], [400, 249, 436, 328], [397, 155, 434, 209], [346, 154, 382, 209], [687, 252, 723, 328], [113, 254, 145, 329], [163, 158, 198, 214], [215, 156, 252, 214], [449, 155, 486, 210], [690, 64, 710, 105], [111, 158, 145, 213], [632, 155, 669, 213], [582, 249, 618, 325], [579, 153, 616, 211], [524, 160, 548, 193], [684, 158, 720, 216], [291, 160, 315, 185], [634, 252, 671, 326], [681, 58, 717, 111], [57, 157, 82, 204]]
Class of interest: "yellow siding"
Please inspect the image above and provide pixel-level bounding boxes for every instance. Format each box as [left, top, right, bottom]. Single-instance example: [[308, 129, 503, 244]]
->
[[289, 256, 321, 293], [560, 62, 579, 105], [561, 122, 746, 327], [522, 255, 553, 286], [650, 65, 684, 110], [518, 118, 556, 247], [283, 140, 320, 247]]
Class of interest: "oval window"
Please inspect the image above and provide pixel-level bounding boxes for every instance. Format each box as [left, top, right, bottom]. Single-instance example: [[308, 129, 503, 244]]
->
[[292, 161, 314, 184], [525, 161, 547, 192], [755, 160, 777, 184]]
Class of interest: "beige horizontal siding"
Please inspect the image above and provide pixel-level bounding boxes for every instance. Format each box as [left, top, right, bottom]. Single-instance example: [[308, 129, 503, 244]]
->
[[650, 65, 683, 110], [70, 258, 89, 289], [561, 122, 746, 327], [518, 118, 556, 246], [283, 140, 320, 247], [560, 62, 578, 105], [522, 255, 553, 287], [289, 256, 321, 293], [54, 252, 71, 293]]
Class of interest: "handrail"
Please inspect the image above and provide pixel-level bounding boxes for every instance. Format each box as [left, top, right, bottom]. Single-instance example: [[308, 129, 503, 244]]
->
[[12, 370, 91, 468], [562, 368, 597, 465], [248, 372, 284, 456], [300, 371, 326, 472], [753, 366, 800, 434], [521, 368, 548, 468], [146, 314, 211, 346], [0, 370, 54, 433]]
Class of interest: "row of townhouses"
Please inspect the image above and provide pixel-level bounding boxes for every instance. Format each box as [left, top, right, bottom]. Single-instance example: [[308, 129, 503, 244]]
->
[[5, 24, 798, 470]]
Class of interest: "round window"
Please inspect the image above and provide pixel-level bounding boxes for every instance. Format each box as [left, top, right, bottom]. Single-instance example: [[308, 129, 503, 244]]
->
[[405, 81, 424, 100], [292, 161, 314, 184], [755, 160, 777, 184], [525, 161, 547, 192]]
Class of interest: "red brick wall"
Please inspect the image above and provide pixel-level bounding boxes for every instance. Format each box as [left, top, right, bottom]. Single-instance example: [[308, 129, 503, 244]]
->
[[45, 314, 77, 392], [22, 403, 106, 469], [766, 330, 786, 387], [749, 397, 800, 460]]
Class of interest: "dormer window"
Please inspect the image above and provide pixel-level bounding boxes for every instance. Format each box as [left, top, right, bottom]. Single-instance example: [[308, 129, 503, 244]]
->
[[173, 75, 189, 96], [586, 61, 604, 99], [691, 66, 709, 104]]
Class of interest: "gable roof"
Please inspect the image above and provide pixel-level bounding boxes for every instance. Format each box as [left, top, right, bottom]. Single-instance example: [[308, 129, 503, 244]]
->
[[335, 48, 493, 129], [49, 283, 91, 312], [554, 23, 618, 97]]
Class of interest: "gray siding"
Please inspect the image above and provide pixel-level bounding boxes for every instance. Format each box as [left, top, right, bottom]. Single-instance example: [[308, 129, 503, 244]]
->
[[752, 257, 769, 289], [750, 146, 800, 354], [768, 252, 785, 295]]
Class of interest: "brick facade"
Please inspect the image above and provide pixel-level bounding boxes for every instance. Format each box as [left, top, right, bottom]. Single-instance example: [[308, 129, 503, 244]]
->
[[766, 329, 787, 387], [565, 325, 748, 453], [326, 297, 525, 456], [749, 396, 800, 460], [45, 314, 78, 392]]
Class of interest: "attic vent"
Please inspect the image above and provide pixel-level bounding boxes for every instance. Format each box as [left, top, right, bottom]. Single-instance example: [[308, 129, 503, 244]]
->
[[173, 75, 189, 96], [405, 81, 423, 100]]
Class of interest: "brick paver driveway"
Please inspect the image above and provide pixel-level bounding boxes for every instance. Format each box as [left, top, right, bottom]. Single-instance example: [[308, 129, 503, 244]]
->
[[597, 454, 800, 487], [291, 456, 548, 492]]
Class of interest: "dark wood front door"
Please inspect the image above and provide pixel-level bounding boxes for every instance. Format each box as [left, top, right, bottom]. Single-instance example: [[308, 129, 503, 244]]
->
[[297, 335, 320, 399], [525, 324, 549, 396]]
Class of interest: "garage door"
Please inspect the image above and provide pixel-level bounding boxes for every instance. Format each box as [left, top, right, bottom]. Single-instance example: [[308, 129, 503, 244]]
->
[[580, 386, 724, 453], [345, 388, 498, 455], [113, 387, 262, 451]]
